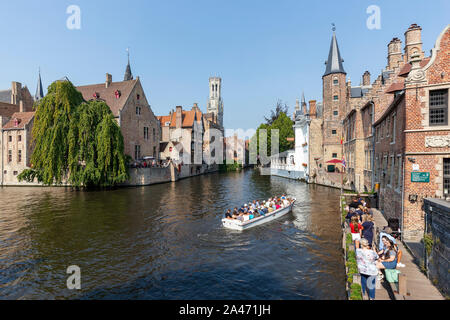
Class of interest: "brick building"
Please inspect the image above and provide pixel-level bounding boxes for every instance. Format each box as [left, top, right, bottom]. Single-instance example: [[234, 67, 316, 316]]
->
[[0, 79, 37, 185], [339, 23, 450, 240], [0, 111, 35, 185], [157, 105, 204, 165], [77, 69, 160, 161]]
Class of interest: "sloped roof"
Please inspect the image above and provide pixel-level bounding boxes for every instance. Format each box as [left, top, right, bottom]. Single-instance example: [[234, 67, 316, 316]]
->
[[76, 80, 137, 117], [398, 57, 431, 77], [0, 90, 12, 104], [350, 86, 371, 98], [3, 112, 35, 130], [0, 102, 20, 118], [385, 81, 405, 93], [158, 109, 203, 128]]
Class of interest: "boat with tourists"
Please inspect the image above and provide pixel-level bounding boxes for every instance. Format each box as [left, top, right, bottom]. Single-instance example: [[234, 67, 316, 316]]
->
[[222, 196, 295, 231]]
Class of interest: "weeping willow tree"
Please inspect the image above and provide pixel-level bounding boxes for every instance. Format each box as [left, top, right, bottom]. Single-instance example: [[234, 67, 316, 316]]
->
[[18, 80, 128, 187]]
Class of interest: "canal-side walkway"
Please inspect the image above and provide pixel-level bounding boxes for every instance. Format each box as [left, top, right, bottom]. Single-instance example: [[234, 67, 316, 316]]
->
[[372, 209, 444, 300]]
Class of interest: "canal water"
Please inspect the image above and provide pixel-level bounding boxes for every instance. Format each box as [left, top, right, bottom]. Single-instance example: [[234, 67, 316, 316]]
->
[[0, 170, 346, 299]]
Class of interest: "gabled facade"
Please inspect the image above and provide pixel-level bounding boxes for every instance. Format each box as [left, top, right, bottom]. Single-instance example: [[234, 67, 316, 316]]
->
[[157, 105, 204, 165], [77, 73, 161, 161]]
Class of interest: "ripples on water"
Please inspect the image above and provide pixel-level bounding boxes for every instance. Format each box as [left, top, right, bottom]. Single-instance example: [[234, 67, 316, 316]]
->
[[0, 170, 346, 299]]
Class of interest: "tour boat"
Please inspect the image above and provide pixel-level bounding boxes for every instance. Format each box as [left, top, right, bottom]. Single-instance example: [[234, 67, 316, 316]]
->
[[222, 199, 296, 231]]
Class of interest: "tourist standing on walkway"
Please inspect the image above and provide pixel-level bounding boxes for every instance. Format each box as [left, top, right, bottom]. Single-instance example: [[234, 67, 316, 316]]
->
[[356, 238, 379, 300], [350, 215, 362, 248], [361, 214, 375, 248]]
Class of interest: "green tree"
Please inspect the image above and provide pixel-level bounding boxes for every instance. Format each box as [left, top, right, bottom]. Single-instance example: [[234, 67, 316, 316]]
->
[[251, 101, 294, 160], [19, 80, 128, 187]]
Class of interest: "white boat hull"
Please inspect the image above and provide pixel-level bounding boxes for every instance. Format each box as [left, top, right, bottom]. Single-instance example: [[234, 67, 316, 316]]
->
[[222, 200, 295, 231]]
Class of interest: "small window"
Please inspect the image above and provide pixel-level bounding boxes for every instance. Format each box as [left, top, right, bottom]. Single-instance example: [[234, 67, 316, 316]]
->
[[333, 110, 338, 116], [13, 171, 18, 176], [134, 145, 141, 160], [18, 135, 22, 142], [332, 153, 338, 158], [8, 136, 12, 142], [332, 130, 337, 135], [137, 94, 140, 100], [18, 150, 22, 163], [136, 106, 141, 115], [444, 159, 450, 196], [333, 79, 339, 85], [8, 150, 12, 162], [333, 95, 339, 101], [429, 89, 448, 126]]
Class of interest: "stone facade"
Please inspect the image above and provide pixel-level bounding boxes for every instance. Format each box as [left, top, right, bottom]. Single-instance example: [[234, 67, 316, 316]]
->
[[0, 112, 36, 185], [157, 105, 204, 165], [77, 74, 161, 161]]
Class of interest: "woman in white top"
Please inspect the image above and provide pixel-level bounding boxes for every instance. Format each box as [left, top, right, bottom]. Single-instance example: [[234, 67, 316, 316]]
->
[[356, 238, 379, 300]]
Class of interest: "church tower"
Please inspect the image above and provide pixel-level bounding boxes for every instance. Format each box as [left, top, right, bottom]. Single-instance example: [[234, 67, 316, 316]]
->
[[322, 27, 347, 164], [207, 77, 224, 127]]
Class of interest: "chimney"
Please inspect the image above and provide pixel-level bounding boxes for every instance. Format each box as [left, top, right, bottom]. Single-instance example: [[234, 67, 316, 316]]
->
[[11, 81, 22, 105], [106, 73, 112, 88], [309, 100, 317, 119], [387, 37, 402, 70], [362, 71, 371, 86], [404, 24, 424, 63], [176, 106, 182, 128], [19, 100, 24, 113]]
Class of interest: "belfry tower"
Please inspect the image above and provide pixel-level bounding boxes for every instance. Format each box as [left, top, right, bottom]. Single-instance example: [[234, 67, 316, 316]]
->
[[207, 77, 224, 127]]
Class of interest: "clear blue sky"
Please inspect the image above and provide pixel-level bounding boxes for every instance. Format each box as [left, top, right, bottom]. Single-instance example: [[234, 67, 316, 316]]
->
[[1, 0, 449, 133]]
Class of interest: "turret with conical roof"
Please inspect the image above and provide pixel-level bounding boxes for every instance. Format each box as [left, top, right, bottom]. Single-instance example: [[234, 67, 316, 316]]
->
[[323, 30, 346, 77]]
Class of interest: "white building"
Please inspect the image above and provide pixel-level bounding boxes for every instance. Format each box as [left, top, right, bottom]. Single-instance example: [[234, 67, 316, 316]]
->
[[270, 96, 310, 180]]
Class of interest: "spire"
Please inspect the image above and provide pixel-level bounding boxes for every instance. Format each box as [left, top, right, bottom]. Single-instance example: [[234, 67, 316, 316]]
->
[[124, 48, 133, 81], [35, 68, 44, 101], [301, 91, 307, 113], [323, 25, 346, 77]]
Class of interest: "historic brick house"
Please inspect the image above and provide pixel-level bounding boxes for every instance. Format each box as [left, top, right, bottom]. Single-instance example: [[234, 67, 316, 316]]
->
[[0, 77, 40, 185], [157, 104, 204, 165], [374, 24, 450, 241], [76, 60, 160, 161], [340, 23, 450, 240]]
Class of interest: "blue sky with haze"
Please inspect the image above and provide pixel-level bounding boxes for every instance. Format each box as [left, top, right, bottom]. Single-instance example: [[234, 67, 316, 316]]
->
[[0, 0, 449, 133]]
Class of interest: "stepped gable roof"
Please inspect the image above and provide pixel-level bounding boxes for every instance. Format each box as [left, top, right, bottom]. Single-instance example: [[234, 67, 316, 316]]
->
[[76, 80, 137, 117], [2, 112, 35, 130]]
